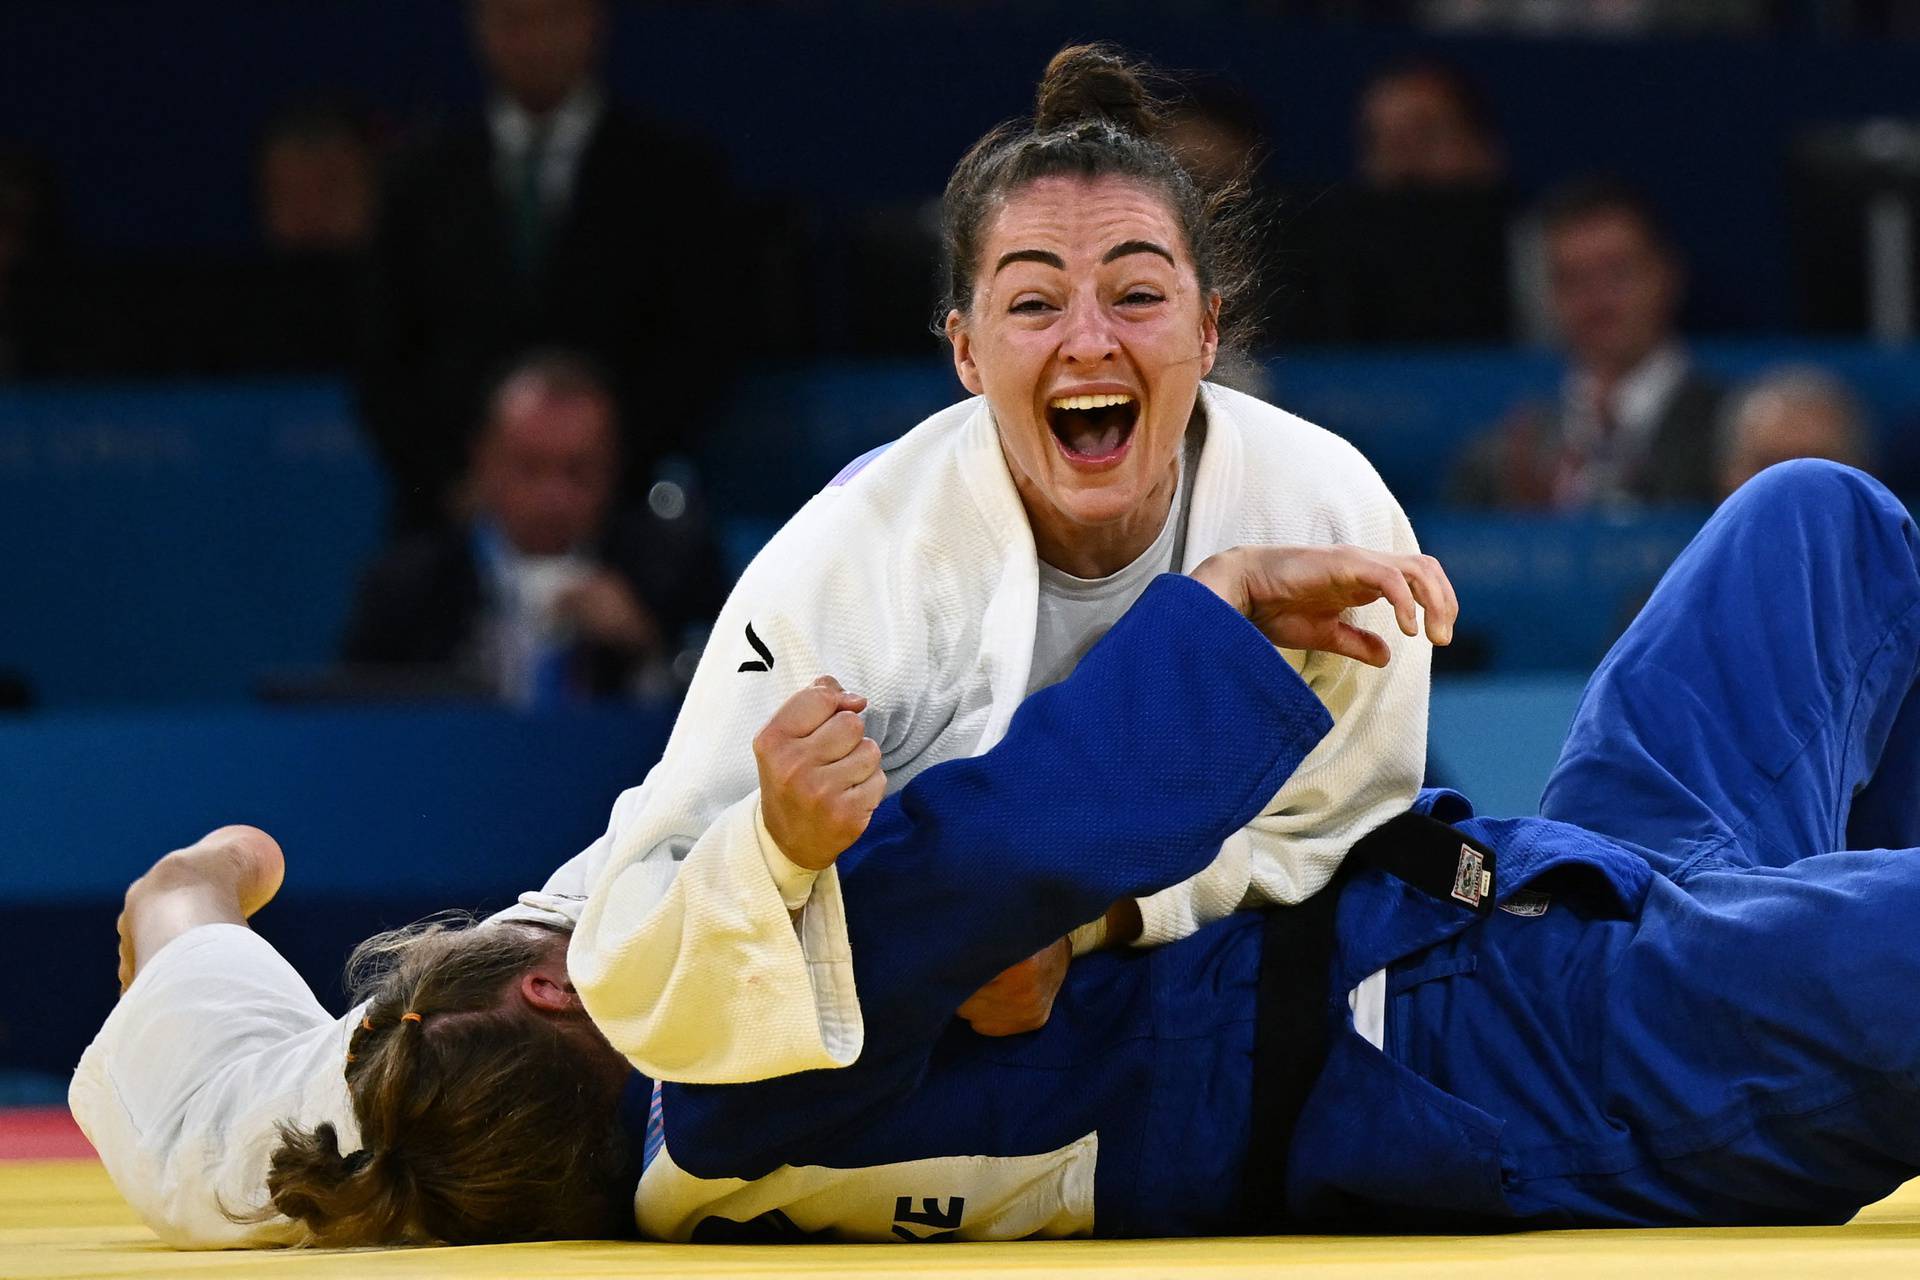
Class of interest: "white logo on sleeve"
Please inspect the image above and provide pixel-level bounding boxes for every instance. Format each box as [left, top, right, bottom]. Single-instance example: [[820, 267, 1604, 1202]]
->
[[636, 1133, 1098, 1243]]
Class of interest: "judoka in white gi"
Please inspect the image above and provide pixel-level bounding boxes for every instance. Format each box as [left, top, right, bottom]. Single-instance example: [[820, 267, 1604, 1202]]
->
[[92, 534, 1445, 1246], [71, 43, 1455, 1245]]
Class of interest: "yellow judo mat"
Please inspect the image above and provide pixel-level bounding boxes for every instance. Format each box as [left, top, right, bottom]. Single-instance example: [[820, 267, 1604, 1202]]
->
[[7, 1159, 1920, 1280]]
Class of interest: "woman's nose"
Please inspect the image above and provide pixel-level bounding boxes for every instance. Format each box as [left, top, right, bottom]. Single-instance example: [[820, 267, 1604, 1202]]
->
[[1058, 299, 1119, 364]]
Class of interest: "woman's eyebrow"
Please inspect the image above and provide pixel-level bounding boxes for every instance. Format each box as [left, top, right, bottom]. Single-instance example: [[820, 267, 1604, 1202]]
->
[[992, 241, 1174, 274], [994, 248, 1066, 274], [1103, 239, 1175, 266]]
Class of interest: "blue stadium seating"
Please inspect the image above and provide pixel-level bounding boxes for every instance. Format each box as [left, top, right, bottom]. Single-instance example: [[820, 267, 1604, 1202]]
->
[[7, 342, 1918, 705]]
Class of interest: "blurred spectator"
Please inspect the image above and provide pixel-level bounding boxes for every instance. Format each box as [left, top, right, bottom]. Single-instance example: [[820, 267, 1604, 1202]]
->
[[1275, 58, 1515, 346], [30, 99, 378, 378], [258, 100, 377, 254], [1451, 178, 1723, 509], [359, 0, 738, 529], [1357, 58, 1503, 189], [341, 351, 727, 705], [1716, 367, 1870, 500], [1165, 77, 1270, 192], [224, 98, 378, 372]]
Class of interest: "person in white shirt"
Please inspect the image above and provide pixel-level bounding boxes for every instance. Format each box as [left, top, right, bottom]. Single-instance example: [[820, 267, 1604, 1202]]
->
[[340, 351, 725, 703]]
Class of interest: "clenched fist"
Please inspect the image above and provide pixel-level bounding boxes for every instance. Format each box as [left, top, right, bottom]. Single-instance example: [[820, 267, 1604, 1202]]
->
[[754, 676, 887, 871]]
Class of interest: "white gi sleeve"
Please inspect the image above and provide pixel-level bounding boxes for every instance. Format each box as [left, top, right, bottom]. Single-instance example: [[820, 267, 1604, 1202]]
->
[[562, 491, 925, 1084], [569, 792, 858, 1084], [68, 924, 360, 1249], [1134, 499, 1430, 945]]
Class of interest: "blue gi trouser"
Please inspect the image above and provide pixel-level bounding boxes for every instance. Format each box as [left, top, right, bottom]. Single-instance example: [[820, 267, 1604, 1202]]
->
[[1368, 461, 1920, 1227]]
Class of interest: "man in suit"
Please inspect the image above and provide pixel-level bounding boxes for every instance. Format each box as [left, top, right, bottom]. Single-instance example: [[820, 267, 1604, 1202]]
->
[[358, 0, 735, 528], [1451, 178, 1724, 509], [341, 351, 726, 704]]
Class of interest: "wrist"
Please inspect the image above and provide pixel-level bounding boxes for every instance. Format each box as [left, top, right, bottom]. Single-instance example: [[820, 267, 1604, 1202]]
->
[[1104, 898, 1142, 947], [1188, 549, 1247, 616], [1068, 900, 1144, 955], [1066, 916, 1108, 957], [756, 799, 825, 907]]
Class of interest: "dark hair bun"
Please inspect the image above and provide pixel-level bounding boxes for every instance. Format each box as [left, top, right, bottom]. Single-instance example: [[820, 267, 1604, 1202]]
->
[[1033, 43, 1160, 137]]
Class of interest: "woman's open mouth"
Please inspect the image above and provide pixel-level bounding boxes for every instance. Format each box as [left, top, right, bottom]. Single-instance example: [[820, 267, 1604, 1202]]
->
[[1046, 392, 1139, 465]]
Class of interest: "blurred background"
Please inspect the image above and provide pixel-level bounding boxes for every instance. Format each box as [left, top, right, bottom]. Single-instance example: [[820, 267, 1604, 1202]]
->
[[4, 0, 1919, 1099]]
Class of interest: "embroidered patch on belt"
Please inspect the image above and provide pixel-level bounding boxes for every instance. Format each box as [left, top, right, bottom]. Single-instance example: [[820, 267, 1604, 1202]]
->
[[1500, 889, 1551, 918], [1451, 844, 1490, 907]]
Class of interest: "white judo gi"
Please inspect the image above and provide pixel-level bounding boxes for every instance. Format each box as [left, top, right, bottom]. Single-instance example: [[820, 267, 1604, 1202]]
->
[[71, 382, 1428, 1246]]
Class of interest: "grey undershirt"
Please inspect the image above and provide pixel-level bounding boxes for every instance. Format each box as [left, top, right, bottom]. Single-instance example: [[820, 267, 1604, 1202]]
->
[[1025, 432, 1200, 696]]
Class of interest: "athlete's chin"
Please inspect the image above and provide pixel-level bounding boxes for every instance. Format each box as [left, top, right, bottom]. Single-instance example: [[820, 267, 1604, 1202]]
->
[[1047, 484, 1148, 530]]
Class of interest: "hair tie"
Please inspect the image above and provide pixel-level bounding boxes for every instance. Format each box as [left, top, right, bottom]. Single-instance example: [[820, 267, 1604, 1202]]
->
[[360, 1016, 376, 1032], [345, 1053, 358, 1064], [400, 1011, 423, 1024]]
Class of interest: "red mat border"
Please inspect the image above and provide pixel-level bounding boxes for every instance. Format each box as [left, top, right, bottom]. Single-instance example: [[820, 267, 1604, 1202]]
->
[[0, 1107, 97, 1161]]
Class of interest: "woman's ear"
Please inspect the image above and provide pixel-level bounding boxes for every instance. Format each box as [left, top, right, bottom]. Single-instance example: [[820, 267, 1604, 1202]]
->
[[1199, 292, 1221, 378], [520, 963, 582, 1014], [947, 309, 984, 396]]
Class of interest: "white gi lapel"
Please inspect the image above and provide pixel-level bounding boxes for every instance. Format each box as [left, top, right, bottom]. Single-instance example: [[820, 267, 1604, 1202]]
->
[[954, 401, 1040, 753], [1182, 383, 1250, 571]]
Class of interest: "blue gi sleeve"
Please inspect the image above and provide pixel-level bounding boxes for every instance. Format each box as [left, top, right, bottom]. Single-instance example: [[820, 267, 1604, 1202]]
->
[[665, 572, 1334, 1178]]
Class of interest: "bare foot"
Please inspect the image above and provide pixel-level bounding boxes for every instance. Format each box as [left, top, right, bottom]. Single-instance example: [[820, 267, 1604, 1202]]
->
[[196, 825, 286, 918], [116, 826, 286, 991]]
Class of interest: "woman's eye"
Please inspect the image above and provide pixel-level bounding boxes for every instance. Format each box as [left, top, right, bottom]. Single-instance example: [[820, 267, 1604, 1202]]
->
[[1120, 290, 1163, 306], [1010, 298, 1052, 314]]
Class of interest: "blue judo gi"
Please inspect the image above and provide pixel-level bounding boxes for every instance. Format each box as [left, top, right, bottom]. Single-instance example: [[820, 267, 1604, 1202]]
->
[[1300, 458, 1920, 1228], [646, 459, 1920, 1237]]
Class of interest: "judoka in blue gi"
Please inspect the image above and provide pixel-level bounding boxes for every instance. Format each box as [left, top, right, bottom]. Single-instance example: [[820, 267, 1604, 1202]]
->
[[90, 459, 1920, 1245], [642, 459, 1920, 1239]]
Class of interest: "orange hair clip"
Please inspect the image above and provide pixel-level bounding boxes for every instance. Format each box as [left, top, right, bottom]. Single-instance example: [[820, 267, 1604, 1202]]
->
[[400, 1011, 423, 1023], [360, 1016, 375, 1032]]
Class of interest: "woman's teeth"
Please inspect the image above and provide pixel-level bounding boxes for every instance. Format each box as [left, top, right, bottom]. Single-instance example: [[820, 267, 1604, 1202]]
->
[[1048, 393, 1135, 411]]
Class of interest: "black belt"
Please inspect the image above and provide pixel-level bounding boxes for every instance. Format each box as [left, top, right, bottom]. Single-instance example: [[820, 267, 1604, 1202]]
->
[[1239, 812, 1499, 1229]]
